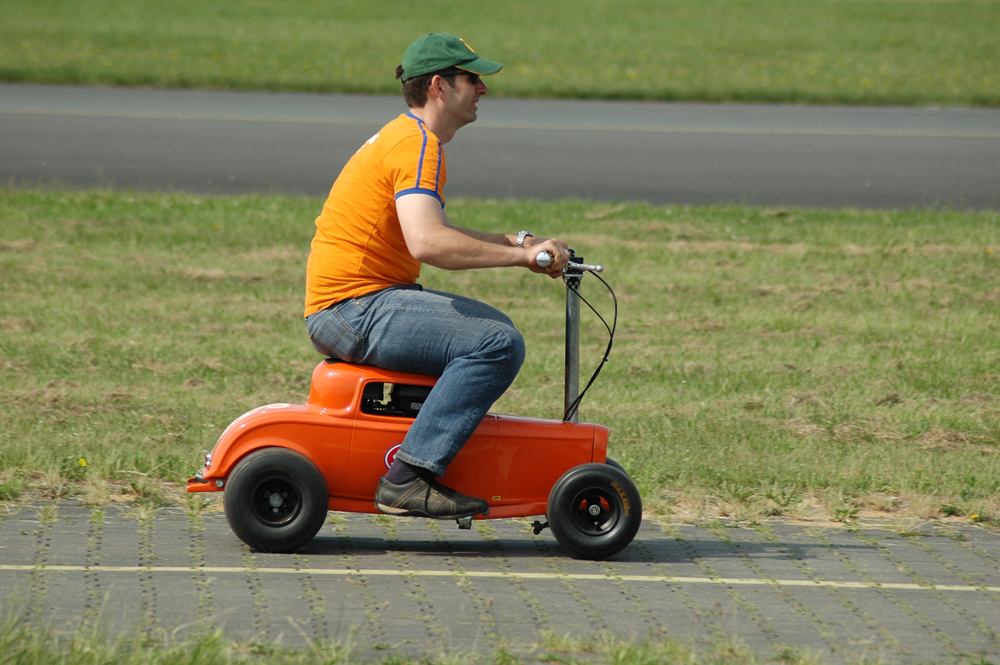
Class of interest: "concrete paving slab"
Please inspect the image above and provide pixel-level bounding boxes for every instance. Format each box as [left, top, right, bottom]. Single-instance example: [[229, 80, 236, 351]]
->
[[1, 501, 999, 663]]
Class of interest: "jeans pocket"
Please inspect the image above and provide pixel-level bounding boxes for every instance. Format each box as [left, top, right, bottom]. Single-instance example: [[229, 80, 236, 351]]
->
[[306, 306, 365, 362]]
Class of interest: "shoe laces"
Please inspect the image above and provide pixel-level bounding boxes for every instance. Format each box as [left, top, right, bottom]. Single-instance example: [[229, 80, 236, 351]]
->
[[426, 477, 463, 499]]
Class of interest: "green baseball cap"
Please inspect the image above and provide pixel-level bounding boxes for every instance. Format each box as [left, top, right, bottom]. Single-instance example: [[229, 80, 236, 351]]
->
[[400, 33, 503, 82]]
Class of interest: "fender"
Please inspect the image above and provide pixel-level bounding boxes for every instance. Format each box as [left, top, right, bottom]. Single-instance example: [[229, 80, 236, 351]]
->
[[187, 403, 350, 492]]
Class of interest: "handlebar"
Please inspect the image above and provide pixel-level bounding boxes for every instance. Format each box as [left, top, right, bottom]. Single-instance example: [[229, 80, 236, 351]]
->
[[536, 251, 604, 273], [534, 248, 616, 422]]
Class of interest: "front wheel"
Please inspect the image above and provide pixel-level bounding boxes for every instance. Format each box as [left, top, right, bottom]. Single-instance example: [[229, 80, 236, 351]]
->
[[223, 448, 328, 553], [547, 463, 642, 560]]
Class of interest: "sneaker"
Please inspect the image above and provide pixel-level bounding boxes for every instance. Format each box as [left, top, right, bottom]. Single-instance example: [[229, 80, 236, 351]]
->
[[375, 475, 490, 519]]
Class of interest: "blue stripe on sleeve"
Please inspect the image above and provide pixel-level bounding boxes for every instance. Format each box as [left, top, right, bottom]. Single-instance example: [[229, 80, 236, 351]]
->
[[434, 144, 443, 192], [395, 188, 444, 206], [405, 111, 444, 200], [407, 112, 428, 189]]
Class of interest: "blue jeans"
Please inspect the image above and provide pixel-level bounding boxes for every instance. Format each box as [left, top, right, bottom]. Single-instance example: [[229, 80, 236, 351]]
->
[[305, 285, 526, 477]]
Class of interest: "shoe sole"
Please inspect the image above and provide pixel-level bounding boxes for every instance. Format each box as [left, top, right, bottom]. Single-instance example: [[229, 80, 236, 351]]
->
[[375, 502, 489, 519]]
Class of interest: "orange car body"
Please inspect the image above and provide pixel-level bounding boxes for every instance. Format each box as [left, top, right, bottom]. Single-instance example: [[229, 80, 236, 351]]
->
[[188, 361, 610, 519]]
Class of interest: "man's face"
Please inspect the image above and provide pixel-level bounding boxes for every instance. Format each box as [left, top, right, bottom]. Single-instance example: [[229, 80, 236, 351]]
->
[[442, 73, 488, 127]]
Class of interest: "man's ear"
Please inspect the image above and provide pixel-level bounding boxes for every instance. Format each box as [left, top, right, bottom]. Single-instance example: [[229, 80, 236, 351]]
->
[[427, 74, 450, 100]]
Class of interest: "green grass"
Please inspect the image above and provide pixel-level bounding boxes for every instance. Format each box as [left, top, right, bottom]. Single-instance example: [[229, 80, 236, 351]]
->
[[1, 188, 998, 525], [2, 0, 998, 106], [0, 615, 821, 665]]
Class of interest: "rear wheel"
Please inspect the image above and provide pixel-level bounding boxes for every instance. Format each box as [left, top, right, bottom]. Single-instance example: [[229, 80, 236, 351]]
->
[[547, 463, 642, 560], [223, 448, 328, 552]]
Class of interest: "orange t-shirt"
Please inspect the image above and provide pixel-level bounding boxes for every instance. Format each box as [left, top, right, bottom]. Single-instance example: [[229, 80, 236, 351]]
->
[[304, 112, 447, 317]]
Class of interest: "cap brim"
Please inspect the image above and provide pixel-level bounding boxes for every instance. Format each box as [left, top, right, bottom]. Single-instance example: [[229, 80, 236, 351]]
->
[[456, 57, 503, 77]]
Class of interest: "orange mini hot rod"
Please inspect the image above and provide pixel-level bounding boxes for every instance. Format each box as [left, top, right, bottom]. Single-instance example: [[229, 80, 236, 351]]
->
[[187, 254, 641, 560]]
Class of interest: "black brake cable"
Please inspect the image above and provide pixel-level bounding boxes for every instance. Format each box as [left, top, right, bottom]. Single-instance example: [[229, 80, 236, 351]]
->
[[563, 269, 618, 422]]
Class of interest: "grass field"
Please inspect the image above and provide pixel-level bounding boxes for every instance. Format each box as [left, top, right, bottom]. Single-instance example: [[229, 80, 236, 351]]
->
[[0, 617, 789, 665], [1, 188, 998, 527], [2, 0, 998, 107]]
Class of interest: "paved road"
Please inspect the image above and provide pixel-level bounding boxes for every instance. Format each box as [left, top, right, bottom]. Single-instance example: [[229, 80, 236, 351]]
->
[[2, 502, 999, 663], [2, 84, 999, 209]]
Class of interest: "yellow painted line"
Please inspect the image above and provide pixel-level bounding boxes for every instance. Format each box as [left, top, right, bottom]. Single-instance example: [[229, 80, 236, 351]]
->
[[2, 564, 999, 593], [2, 106, 999, 139]]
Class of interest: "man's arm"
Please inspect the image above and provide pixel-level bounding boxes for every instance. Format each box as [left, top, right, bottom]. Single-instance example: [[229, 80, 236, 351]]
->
[[448, 225, 518, 247], [396, 193, 568, 276]]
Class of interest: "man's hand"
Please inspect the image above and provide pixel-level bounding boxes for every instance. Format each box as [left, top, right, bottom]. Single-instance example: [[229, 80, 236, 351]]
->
[[524, 237, 570, 278]]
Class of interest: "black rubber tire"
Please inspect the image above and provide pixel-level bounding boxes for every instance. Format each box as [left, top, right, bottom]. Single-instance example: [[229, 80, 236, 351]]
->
[[547, 463, 642, 560], [605, 457, 627, 474], [223, 448, 328, 553]]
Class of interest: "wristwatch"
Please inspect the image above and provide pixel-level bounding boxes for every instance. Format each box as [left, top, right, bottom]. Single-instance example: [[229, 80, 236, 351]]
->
[[516, 230, 534, 247]]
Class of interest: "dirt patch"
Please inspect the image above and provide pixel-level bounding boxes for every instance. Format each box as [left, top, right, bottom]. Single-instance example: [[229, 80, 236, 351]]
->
[[874, 392, 905, 406], [0, 239, 37, 252], [179, 267, 227, 281], [958, 393, 994, 407], [0, 358, 30, 372], [0, 317, 35, 332], [917, 426, 998, 454]]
